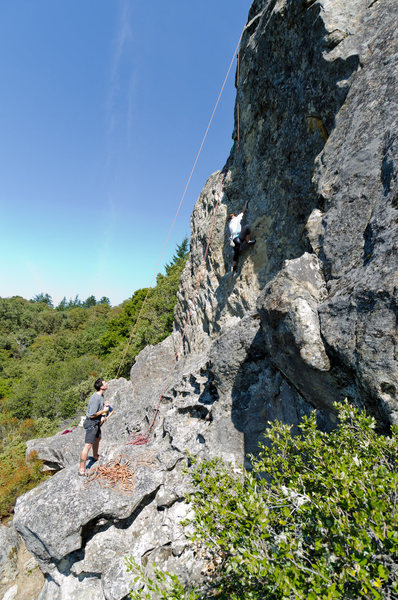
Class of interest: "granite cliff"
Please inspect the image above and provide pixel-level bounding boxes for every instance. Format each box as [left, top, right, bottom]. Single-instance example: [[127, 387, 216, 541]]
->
[[9, 1, 398, 598]]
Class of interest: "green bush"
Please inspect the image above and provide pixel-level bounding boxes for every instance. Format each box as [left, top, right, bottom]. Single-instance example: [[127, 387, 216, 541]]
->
[[128, 402, 398, 599]]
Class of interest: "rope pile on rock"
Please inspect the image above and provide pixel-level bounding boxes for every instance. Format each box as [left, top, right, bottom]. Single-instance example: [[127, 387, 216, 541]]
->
[[83, 452, 156, 495]]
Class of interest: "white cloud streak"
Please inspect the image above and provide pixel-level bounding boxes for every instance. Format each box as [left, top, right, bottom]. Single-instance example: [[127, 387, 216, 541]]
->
[[106, 0, 135, 144]]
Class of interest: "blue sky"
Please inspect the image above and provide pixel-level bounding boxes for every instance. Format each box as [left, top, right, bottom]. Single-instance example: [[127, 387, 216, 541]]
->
[[0, 1, 251, 307]]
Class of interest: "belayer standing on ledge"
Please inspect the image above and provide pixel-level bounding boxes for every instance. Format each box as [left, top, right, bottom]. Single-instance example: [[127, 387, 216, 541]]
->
[[228, 200, 256, 272], [79, 377, 110, 476]]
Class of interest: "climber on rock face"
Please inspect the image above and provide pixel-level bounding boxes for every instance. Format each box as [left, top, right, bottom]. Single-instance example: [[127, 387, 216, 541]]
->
[[79, 378, 110, 476], [228, 200, 256, 272]]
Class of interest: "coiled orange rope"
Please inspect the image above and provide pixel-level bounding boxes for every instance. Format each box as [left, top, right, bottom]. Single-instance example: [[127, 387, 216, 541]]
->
[[83, 452, 157, 495]]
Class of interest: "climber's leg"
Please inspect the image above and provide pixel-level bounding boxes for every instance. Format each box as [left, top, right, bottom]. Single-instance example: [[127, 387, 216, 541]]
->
[[233, 238, 241, 271], [240, 225, 256, 246]]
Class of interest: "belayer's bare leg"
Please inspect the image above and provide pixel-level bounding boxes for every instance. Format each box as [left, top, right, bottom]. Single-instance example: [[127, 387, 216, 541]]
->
[[92, 437, 101, 460], [79, 443, 92, 474]]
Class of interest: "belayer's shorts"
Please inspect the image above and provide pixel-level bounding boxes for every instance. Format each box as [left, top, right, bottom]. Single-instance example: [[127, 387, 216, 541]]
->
[[83, 417, 101, 445]]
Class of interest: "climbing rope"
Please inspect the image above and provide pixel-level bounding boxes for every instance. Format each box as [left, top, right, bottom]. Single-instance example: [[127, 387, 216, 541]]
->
[[112, 26, 249, 445], [128, 171, 226, 446], [115, 28, 244, 379], [83, 452, 157, 495]]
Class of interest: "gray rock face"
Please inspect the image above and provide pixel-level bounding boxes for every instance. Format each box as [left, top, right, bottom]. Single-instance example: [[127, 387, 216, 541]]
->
[[13, 0, 397, 597], [312, 2, 398, 425], [0, 525, 19, 585], [257, 253, 339, 413], [176, 0, 398, 427], [26, 428, 82, 472]]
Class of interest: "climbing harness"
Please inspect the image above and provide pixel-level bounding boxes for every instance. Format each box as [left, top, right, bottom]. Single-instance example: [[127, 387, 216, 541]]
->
[[83, 452, 156, 495]]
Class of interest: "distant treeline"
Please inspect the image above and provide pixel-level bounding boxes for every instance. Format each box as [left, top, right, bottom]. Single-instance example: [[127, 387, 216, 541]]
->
[[31, 292, 112, 310], [0, 238, 189, 518]]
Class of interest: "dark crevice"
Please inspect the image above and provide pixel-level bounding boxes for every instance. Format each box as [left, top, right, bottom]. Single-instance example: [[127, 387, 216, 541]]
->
[[381, 133, 397, 197], [163, 456, 185, 473], [363, 223, 375, 264], [157, 497, 185, 512], [76, 571, 101, 582], [80, 516, 116, 547], [114, 488, 161, 530], [42, 461, 61, 473], [141, 542, 173, 567], [177, 405, 212, 421], [78, 487, 161, 559], [380, 382, 396, 396]]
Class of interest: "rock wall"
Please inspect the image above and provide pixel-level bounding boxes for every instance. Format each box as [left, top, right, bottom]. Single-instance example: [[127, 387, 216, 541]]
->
[[175, 0, 398, 426], [0, 525, 44, 600], [13, 1, 398, 598]]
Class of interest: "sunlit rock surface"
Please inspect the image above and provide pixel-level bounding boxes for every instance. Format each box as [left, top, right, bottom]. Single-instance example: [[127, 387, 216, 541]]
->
[[14, 0, 398, 597]]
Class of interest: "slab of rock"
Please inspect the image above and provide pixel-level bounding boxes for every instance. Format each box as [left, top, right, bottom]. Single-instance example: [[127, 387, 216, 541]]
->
[[14, 443, 170, 562], [257, 253, 341, 413], [0, 525, 19, 585], [312, 0, 398, 424]]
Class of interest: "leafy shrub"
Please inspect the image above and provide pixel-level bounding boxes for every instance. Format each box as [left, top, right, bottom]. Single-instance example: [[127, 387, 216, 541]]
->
[[126, 559, 198, 600], [128, 402, 398, 599], [0, 416, 51, 520]]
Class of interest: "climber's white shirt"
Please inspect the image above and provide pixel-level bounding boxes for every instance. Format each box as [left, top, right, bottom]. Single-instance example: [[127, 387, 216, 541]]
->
[[229, 213, 243, 241]]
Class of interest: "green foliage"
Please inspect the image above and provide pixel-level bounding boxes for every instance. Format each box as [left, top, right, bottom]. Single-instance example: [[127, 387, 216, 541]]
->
[[56, 294, 112, 311], [0, 378, 12, 399], [31, 292, 54, 307], [126, 558, 198, 600], [129, 402, 398, 599], [0, 413, 53, 519], [101, 238, 189, 378], [100, 288, 150, 354], [165, 237, 189, 275]]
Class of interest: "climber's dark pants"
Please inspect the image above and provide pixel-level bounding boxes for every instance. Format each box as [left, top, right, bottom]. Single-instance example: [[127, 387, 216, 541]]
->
[[233, 225, 251, 262]]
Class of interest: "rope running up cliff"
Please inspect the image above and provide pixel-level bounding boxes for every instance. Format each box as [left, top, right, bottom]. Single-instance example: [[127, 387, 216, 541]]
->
[[115, 27, 245, 382], [83, 28, 247, 494]]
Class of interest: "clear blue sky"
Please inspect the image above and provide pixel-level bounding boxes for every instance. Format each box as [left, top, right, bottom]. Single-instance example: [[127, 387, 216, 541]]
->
[[0, 1, 251, 307]]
